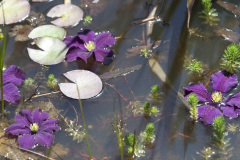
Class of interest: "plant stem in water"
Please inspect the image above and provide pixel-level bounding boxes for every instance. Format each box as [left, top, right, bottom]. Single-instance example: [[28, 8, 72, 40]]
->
[[113, 112, 124, 160], [0, 26, 6, 113], [77, 84, 92, 160]]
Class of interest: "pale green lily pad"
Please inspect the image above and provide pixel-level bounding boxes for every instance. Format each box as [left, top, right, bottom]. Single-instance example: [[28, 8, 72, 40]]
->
[[28, 25, 66, 40], [0, 0, 30, 24], [47, 4, 84, 27], [27, 37, 68, 65], [59, 70, 103, 99]]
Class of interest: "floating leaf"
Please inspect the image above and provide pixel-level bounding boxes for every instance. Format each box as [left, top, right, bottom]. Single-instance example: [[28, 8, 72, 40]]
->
[[59, 70, 103, 99], [27, 37, 68, 65], [47, 4, 84, 27], [28, 25, 66, 40], [0, 0, 30, 24], [216, 0, 240, 17]]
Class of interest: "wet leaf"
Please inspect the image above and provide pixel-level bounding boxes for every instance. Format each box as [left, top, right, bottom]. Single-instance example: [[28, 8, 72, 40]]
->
[[27, 37, 68, 65], [187, 0, 195, 28], [47, 4, 84, 27], [28, 25, 66, 40], [59, 70, 103, 99], [0, 0, 30, 24], [215, 27, 240, 44], [216, 0, 240, 17]]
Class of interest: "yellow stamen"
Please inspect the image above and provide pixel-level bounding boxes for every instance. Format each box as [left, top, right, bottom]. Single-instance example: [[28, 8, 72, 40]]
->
[[84, 41, 96, 52], [212, 91, 222, 103], [30, 123, 39, 132]]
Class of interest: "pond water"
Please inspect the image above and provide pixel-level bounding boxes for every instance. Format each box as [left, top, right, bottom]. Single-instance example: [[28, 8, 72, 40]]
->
[[1, 0, 240, 159]]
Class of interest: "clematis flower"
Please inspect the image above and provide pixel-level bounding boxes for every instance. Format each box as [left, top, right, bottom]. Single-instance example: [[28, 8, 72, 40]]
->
[[64, 29, 116, 63], [184, 71, 240, 125], [5, 109, 60, 149], [1, 65, 25, 103]]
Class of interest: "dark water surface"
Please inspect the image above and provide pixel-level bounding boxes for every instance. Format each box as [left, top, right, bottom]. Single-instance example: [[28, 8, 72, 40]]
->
[[2, 0, 240, 159]]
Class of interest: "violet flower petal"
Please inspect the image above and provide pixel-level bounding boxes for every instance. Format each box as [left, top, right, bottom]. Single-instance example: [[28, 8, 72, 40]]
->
[[18, 134, 36, 149], [5, 124, 31, 135], [31, 109, 41, 124], [34, 132, 53, 146], [64, 36, 85, 49], [198, 105, 223, 125], [94, 48, 112, 62], [14, 114, 31, 127], [65, 48, 90, 62], [3, 65, 25, 86], [95, 32, 116, 48], [226, 92, 240, 108], [19, 109, 33, 124], [39, 124, 60, 132], [221, 106, 238, 118], [1, 83, 21, 103], [184, 83, 212, 102], [210, 71, 238, 94], [39, 111, 49, 125], [78, 29, 95, 42]]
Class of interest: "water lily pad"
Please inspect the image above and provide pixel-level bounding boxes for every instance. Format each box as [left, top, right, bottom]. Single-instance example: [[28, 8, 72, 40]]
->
[[27, 37, 68, 65], [59, 70, 103, 99], [28, 25, 66, 40], [47, 4, 84, 27], [0, 0, 30, 24]]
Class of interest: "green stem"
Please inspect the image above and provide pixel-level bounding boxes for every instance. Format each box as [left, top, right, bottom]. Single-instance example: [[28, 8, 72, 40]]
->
[[0, 26, 6, 113], [113, 113, 123, 160], [76, 84, 92, 160]]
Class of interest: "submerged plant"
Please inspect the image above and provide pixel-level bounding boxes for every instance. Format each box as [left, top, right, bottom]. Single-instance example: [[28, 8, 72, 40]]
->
[[23, 77, 35, 88], [5, 109, 60, 149], [47, 74, 58, 89], [199, 0, 219, 26], [124, 133, 137, 156], [184, 71, 240, 124], [197, 147, 215, 160], [83, 15, 93, 25], [184, 57, 204, 75], [140, 48, 152, 58], [187, 93, 199, 120], [143, 102, 151, 116], [64, 119, 85, 143], [64, 29, 116, 63], [139, 123, 155, 145], [150, 85, 160, 100], [220, 43, 240, 74], [212, 116, 226, 143]]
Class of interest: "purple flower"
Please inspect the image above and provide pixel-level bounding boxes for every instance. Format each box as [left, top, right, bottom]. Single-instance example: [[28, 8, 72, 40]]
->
[[5, 109, 60, 149], [1, 65, 25, 103], [184, 71, 240, 125], [64, 29, 116, 63]]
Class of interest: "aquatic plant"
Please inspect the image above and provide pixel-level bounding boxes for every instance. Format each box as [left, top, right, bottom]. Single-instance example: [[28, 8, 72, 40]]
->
[[143, 102, 151, 116], [83, 15, 93, 25], [212, 116, 226, 143], [124, 133, 137, 155], [0, 26, 6, 113], [220, 43, 240, 74], [150, 85, 160, 100], [184, 71, 240, 124], [199, 0, 219, 26], [184, 58, 204, 75], [197, 147, 215, 160], [23, 77, 35, 88], [63, 29, 116, 63], [59, 69, 103, 99], [64, 120, 85, 143], [47, 4, 84, 27], [140, 48, 152, 58], [139, 123, 155, 145], [0, 65, 25, 104], [47, 74, 58, 89], [113, 113, 123, 160], [5, 109, 60, 149], [187, 93, 199, 120]]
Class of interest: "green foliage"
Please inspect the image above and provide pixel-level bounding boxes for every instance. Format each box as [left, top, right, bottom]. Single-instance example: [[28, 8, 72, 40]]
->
[[23, 77, 35, 88], [212, 116, 226, 142], [139, 123, 155, 144], [65, 120, 85, 143], [83, 15, 93, 25], [150, 85, 160, 100], [145, 123, 154, 136], [150, 107, 159, 115], [140, 48, 152, 58], [199, 0, 219, 26], [220, 43, 240, 73], [124, 133, 137, 146], [184, 58, 204, 75], [187, 94, 199, 120], [143, 102, 151, 116], [47, 74, 58, 89]]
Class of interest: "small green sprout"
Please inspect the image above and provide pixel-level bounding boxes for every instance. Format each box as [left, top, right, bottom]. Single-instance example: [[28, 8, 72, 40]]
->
[[23, 77, 35, 88], [185, 58, 204, 75], [150, 106, 159, 115], [0, 28, 3, 40], [127, 146, 133, 155], [124, 133, 137, 146], [139, 123, 155, 145], [220, 43, 240, 73], [199, 0, 219, 26], [140, 48, 152, 58], [143, 102, 151, 116], [212, 116, 226, 143], [187, 94, 199, 120], [83, 15, 93, 25], [65, 120, 85, 143], [47, 74, 58, 89], [150, 85, 160, 100]]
